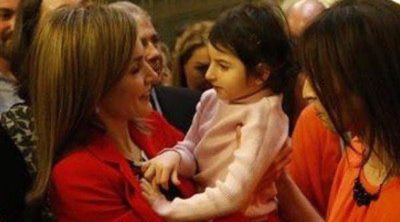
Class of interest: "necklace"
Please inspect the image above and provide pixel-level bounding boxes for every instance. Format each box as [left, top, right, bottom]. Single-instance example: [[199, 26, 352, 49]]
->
[[353, 166, 390, 206]]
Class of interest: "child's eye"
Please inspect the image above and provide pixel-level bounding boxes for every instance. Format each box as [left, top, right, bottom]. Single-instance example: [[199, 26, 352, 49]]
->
[[218, 63, 229, 71]]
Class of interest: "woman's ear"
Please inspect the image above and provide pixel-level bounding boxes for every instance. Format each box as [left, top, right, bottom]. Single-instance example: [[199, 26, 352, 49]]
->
[[255, 63, 271, 85]]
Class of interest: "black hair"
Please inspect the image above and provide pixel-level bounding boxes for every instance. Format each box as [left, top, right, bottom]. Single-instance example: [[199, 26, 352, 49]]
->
[[209, 3, 298, 132], [301, 0, 400, 173], [209, 3, 296, 94]]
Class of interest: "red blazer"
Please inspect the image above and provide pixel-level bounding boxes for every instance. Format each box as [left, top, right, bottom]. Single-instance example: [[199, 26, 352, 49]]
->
[[50, 112, 196, 222]]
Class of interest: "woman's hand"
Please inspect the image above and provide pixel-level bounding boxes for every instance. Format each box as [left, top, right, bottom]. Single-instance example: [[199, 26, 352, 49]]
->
[[141, 151, 181, 190], [141, 179, 172, 217]]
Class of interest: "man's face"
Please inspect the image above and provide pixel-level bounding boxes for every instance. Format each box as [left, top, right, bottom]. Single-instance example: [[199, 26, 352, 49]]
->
[[136, 16, 162, 83], [286, 1, 326, 39], [0, 0, 20, 47]]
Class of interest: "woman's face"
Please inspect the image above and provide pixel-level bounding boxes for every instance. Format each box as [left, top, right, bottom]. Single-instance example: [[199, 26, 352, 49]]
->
[[302, 79, 336, 131], [302, 79, 366, 135], [98, 39, 158, 121], [183, 45, 211, 91]]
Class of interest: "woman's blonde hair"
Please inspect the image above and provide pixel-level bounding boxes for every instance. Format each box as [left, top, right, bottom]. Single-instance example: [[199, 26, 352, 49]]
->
[[109, 1, 150, 20], [27, 4, 137, 203], [173, 21, 214, 87]]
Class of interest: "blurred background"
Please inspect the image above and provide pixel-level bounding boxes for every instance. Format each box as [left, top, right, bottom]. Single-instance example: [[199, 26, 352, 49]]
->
[[108, 0, 336, 47]]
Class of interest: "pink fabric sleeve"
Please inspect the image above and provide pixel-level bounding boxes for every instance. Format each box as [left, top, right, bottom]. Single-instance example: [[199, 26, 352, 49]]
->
[[157, 101, 288, 221], [161, 90, 215, 177]]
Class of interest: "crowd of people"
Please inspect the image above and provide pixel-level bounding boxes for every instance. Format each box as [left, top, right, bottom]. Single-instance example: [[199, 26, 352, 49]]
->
[[1, 0, 400, 221]]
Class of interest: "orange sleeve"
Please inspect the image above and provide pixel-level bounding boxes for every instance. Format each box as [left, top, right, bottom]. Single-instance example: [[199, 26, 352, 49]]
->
[[289, 105, 323, 211], [288, 105, 343, 216]]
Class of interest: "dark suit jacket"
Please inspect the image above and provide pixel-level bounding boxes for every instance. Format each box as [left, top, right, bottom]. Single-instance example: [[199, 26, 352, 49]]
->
[[0, 125, 31, 222], [151, 86, 201, 133]]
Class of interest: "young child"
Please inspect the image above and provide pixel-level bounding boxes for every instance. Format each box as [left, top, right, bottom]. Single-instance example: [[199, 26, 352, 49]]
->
[[141, 3, 293, 221]]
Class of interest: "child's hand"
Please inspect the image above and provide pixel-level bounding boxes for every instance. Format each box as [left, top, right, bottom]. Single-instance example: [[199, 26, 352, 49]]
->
[[141, 179, 172, 219], [141, 151, 181, 190]]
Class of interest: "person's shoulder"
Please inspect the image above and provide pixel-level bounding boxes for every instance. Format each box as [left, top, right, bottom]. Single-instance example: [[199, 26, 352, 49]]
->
[[191, 89, 219, 115], [298, 104, 321, 124], [52, 146, 110, 184], [0, 124, 32, 174], [53, 148, 93, 172], [295, 104, 329, 135], [200, 88, 217, 102], [252, 94, 287, 122]]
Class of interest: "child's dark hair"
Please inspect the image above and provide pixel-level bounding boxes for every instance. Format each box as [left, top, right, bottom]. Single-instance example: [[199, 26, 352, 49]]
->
[[209, 2, 296, 94], [209, 3, 298, 133]]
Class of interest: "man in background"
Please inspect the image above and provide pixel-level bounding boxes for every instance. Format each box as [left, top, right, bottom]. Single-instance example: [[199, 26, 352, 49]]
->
[[0, 0, 21, 112], [286, 0, 325, 39], [110, 1, 201, 133], [286, 0, 326, 120]]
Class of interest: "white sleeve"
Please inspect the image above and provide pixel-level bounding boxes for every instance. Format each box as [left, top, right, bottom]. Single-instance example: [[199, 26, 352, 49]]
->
[[158, 103, 289, 221]]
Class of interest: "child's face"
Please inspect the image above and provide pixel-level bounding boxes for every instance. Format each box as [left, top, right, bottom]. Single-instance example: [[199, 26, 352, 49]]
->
[[205, 43, 262, 102]]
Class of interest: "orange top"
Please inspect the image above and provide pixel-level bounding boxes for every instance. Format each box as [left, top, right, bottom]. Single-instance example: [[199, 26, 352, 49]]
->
[[289, 105, 342, 216], [327, 139, 400, 222]]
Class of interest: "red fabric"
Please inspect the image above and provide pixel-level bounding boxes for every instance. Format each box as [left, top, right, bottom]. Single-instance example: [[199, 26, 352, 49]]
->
[[130, 112, 196, 197], [288, 105, 342, 217], [50, 111, 195, 222], [214, 211, 280, 222], [214, 212, 249, 222]]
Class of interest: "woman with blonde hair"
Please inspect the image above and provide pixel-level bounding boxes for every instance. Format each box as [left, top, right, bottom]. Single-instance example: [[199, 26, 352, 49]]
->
[[0, 0, 95, 220], [173, 20, 214, 91], [28, 4, 194, 221]]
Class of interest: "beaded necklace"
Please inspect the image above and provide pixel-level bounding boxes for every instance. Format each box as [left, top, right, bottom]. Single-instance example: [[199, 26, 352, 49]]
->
[[353, 165, 391, 206]]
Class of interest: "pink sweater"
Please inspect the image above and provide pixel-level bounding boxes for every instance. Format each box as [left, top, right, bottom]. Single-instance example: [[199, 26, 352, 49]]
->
[[161, 89, 288, 221]]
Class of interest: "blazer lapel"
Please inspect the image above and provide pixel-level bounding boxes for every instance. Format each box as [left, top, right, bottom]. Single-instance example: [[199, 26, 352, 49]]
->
[[87, 132, 163, 222]]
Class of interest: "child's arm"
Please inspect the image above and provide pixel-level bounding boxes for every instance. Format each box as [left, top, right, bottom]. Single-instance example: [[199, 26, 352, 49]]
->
[[142, 90, 217, 187], [142, 103, 288, 221]]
